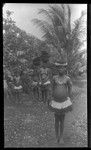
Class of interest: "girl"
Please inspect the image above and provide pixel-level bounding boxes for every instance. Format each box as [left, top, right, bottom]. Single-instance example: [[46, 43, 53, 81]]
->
[[39, 62, 52, 105], [49, 64, 72, 144]]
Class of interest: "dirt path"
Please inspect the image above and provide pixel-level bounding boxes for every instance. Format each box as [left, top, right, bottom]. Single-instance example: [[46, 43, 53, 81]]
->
[[4, 81, 87, 147]]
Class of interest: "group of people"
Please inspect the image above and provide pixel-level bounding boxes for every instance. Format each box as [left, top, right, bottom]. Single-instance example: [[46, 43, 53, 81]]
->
[[4, 61, 52, 104], [4, 52, 73, 144], [31, 61, 52, 104], [30, 59, 73, 144]]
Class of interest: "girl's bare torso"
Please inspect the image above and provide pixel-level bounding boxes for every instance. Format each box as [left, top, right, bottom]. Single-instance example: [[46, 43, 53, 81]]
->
[[53, 75, 68, 102]]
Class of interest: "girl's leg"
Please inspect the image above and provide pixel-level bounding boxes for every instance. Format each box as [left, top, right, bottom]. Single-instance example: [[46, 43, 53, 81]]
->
[[45, 86, 49, 105], [47, 85, 52, 106], [44, 87, 47, 104], [33, 87, 36, 100], [41, 88, 44, 102], [42, 87, 46, 103], [16, 91, 20, 103], [59, 113, 65, 143], [35, 87, 37, 99], [43, 86, 46, 104], [38, 87, 40, 100], [54, 113, 60, 143], [35, 87, 39, 101], [36, 86, 39, 100]]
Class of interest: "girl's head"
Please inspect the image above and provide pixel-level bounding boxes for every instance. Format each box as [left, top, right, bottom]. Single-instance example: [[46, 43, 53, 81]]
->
[[58, 66, 67, 76]]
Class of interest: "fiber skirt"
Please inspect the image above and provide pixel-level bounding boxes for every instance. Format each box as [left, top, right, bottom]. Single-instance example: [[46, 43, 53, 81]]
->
[[13, 85, 23, 93], [49, 97, 73, 113]]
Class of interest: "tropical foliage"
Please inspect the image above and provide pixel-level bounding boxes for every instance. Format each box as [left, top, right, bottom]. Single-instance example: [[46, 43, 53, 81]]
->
[[32, 4, 87, 76], [3, 10, 43, 77]]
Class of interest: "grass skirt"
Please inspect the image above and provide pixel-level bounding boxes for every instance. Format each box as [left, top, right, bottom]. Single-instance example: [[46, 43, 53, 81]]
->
[[49, 97, 73, 113]]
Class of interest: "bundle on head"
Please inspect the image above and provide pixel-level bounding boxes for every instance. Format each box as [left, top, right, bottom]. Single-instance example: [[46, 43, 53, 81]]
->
[[54, 61, 67, 75]]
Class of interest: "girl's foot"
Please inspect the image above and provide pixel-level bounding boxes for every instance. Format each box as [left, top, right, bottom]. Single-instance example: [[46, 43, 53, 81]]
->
[[59, 138, 64, 144], [56, 136, 60, 143], [57, 138, 60, 143]]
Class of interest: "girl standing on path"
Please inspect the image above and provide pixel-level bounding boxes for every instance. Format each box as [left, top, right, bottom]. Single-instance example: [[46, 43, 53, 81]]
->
[[49, 64, 73, 144], [39, 62, 52, 105], [32, 57, 41, 102]]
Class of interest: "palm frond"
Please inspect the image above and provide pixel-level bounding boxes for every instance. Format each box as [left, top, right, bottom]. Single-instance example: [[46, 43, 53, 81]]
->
[[48, 5, 67, 32], [67, 4, 71, 32], [32, 4, 86, 76], [69, 50, 86, 68], [32, 18, 60, 49], [72, 10, 86, 40], [38, 8, 54, 24], [38, 7, 65, 42], [32, 18, 48, 34]]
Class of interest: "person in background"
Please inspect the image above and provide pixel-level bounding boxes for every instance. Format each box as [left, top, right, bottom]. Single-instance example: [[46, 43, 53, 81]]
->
[[13, 71, 23, 103], [20, 70, 31, 95], [32, 67, 40, 101], [31, 57, 41, 101], [49, 63, 73, 144], [4, 77, 9, 100], [39, 62, 52, 105], [4, 69, 14, 100]]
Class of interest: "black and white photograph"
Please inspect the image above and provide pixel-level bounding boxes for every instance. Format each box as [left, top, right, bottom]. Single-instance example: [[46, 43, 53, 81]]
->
[[3, 3, 87, 147]]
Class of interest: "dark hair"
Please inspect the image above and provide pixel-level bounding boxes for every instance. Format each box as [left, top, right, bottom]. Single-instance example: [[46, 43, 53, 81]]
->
[[33, 57, 41, 66], [41, 51, 50, 63]]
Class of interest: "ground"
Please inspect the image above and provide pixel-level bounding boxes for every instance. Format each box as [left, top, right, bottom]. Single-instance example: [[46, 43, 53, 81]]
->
[[4, 79, 87, 147]]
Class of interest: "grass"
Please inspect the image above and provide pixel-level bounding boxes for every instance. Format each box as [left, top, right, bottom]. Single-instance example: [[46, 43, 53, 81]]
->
[[4, 79, 87, 147]]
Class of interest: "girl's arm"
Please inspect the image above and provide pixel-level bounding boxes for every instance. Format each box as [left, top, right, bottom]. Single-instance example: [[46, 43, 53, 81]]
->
[[67, 77, 72, 98]]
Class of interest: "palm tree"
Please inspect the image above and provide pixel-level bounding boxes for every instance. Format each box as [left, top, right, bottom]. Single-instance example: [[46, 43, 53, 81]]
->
[[32, 4, 86, 77]]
